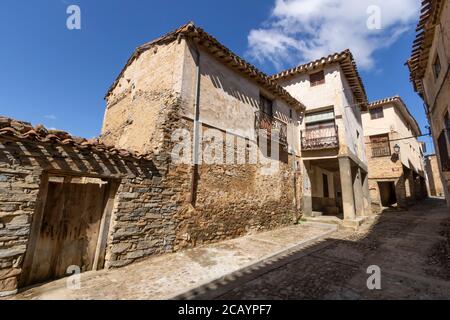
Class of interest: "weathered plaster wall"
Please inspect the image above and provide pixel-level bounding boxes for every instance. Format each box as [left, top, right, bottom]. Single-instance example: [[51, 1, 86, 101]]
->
[[173, 120, 302, 249], [100, 39, 304, 256], [101, 41, 186, 155], [310, 165, 335, 199], [339, 69, 366, 163], [425, 154, 445, 197], [277, 64, 367, 165], [171, 42, 303, 249], [181, 45, 302, 154]]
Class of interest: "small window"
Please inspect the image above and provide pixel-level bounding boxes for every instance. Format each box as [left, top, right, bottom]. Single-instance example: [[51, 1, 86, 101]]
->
[[369, 107, 384, 120], [433, 54, 441, 79], [260, 95, 273, 117], [309, 70, 325, 87]]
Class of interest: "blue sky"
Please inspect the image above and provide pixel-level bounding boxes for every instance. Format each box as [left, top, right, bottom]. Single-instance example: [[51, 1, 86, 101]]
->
[[0, 0, 434, 153]]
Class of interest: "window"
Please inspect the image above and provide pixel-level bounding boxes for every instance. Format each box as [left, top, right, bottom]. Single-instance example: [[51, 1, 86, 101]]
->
[[370, 134, 391, 157], [260, 95, 273, 117], [322, 174, 329, 198], [369, 107, 384, 120], [309, 70, 325, 87], [433, 54, 441, 79], [305, 109, 335, 124], [438, 130, 450, 171]]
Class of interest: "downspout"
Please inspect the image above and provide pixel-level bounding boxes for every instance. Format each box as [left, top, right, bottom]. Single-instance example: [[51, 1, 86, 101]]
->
[[290, 110, 298, 223], [189, 43, 201, 205]]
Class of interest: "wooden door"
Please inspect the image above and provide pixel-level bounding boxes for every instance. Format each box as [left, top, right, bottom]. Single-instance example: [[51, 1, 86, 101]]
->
[[24, 179, 108, 287]]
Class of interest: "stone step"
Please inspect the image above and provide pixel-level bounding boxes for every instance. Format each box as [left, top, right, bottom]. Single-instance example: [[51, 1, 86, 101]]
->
[[304, 215, 366, 231]]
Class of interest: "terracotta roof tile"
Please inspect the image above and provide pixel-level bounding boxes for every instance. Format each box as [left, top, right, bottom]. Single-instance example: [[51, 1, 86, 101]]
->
[[269, 49, 368, 110], [407, 0, 445, 94], [368, 96, 422, 136], [0, 116, 151, 160], [105, 22, 306, 112]]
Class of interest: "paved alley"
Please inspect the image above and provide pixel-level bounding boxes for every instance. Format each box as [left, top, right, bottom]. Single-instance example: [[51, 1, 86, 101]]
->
[[5, 198, 449, 300], [6, 220, 335, 300], [193, 198, 450, 300]]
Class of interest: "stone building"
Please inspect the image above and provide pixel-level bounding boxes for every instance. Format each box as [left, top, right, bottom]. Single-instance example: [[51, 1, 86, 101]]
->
[[0, 118, 182, 296], [408, 0, 450, 207], [270, 50, 371, 228], [0, 23, 306, 296], [424, 154, 446, 197], [361, 96, 427, 212]]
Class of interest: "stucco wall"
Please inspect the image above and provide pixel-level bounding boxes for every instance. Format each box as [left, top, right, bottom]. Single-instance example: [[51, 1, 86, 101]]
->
[[310, 165, 335, 199], [278, 64, 366, 165], [101, 41, 186, 154], [181, 44, 302, 155]]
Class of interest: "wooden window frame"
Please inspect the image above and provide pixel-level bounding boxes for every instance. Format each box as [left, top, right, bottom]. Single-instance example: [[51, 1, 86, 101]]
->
[[370, 134, 391, 158], [433, 54, 441, 80], [259, 94, 273, 118], [309, 70, 325, 87], [369, 107, 384, 120]]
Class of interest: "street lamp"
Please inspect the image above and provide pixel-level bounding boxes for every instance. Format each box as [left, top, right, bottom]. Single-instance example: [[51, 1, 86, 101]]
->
[[393, 144, 400, 154]]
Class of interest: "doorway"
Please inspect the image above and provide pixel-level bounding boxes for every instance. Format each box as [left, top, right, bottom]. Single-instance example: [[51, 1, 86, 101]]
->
[[378, 181, 397, 207], [20, 175, 117, 288]]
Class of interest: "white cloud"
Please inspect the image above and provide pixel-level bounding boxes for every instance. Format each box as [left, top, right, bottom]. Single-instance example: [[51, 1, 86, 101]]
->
[[247, 0, 420, 70], [44, 114, 57, 120]]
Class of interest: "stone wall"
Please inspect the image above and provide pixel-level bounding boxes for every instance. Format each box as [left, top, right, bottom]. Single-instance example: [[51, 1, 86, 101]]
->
[[0, 110, 187, 295], [101, 38, 304, 252], [365, 134, 410, 210], [172, 119, 302, 250]]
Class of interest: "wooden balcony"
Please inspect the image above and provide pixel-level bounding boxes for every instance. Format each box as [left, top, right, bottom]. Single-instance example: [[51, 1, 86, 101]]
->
[[301, 125, 339, 151], [255, 111, 288, 146]]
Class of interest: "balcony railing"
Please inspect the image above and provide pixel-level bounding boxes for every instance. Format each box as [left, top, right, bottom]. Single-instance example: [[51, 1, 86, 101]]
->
[[301, 125, 339, 151], [255, 111, 288, 146]]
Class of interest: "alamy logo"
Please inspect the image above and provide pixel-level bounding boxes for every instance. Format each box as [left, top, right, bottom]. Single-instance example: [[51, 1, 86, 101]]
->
[[170, 125, 282, 175], [366, 265, 381, 290], [66, 5, 81, 30], [66, 265, 81, 290], [366, 5, 382, 30]]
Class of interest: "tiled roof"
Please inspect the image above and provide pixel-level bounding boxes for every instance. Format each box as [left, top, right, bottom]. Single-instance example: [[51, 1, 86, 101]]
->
[[105, 22, 306, 112], [0, 116, 150, 160], [407, 0, 445, 94], [269, 50, 368, 110], [368, 96, 422, 136]]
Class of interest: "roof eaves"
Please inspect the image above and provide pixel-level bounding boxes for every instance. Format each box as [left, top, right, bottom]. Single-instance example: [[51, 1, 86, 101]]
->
[[368, 96, 422, 136], [105, 22, 306, 113]]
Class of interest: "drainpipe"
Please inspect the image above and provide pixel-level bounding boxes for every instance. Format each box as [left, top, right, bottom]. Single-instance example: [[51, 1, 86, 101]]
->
[[290, 110, 298, 222], [189, 43, 201, 205]]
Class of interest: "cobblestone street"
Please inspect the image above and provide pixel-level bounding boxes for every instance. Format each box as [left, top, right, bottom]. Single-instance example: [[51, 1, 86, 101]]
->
[[192, 198, 450, 300], [6, 220, 336, 300], [4, 198, 449, 300]]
